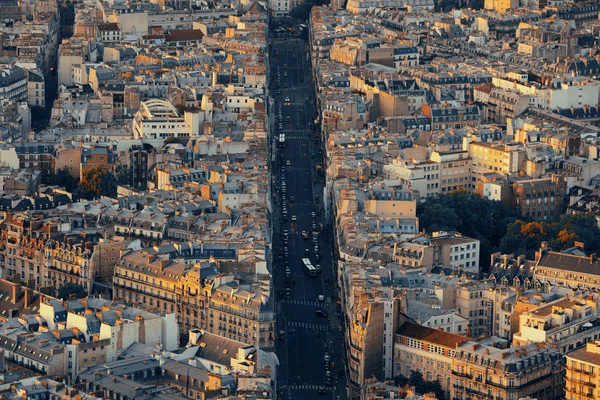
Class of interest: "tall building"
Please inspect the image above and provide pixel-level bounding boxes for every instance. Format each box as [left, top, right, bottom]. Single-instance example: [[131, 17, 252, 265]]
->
[[347, 291, 407, 398], [129, 145, 149, 189], [113, 248, 275, 349], [0, 66, 28, 103], [565, 340, 600, 400], [394, 320, 468, 394], [513, 295, 600, 354], [430, 150, 472, 193], [513, 175, 566, 220], [452, 341, 563, 400], [0, 213, 123, 292]]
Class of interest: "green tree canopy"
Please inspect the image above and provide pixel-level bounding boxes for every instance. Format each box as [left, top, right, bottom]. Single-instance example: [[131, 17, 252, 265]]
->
[[79, 166, 117, 199], [417, 190, 521, 271], [54, 166, 78, 192], [499, 214, 600, 259], [394, 371, 445, 399], [115, 164, 129, 185], [57, 283, 86, 300]]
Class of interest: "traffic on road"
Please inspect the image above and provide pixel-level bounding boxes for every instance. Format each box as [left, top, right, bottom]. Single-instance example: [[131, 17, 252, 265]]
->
[[269, 34, 348, 400]]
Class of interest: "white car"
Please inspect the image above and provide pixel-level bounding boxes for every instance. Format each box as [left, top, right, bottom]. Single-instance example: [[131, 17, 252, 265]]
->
[[291, 215, 297, 221]]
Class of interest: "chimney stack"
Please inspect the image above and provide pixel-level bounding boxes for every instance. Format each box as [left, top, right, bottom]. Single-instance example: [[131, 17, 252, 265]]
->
[[11, 284, 20, 305], [23, 288, 32, 308]]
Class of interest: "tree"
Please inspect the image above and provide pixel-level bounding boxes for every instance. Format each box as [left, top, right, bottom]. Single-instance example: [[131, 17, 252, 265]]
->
[[54, 166, 78, 191], [79, 166, 117, 199], [57, 283, 86, 300], [499, 214, 600, 259], [417, 192, 522, 271], [115, 164, 130, 185], [390, 371, 445, 399]]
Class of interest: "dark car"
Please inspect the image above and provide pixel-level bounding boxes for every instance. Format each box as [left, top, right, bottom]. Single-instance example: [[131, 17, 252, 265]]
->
[[315, 310, 328, 318]]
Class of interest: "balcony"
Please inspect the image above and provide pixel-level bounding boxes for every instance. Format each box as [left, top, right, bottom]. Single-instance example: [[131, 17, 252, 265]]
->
[[565, 388, 594, 399], [566, 375, 596, 388], [452, 371, 473, 379], [572, 368, 596, 376]]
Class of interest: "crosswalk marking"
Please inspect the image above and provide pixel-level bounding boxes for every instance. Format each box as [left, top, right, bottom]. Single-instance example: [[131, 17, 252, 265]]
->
[[287, 321, 328, 331], [284, 201, 313, 207], [283, 299, 320, 307], [288, 385, 333, 390]]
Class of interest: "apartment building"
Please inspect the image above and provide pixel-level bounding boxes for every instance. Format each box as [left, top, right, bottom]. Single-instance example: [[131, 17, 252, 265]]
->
[[14, 143, 56, 185], [382, 159, 440, 199], [205, 274, 275, 351], [394, 320, 468, 394], [565, 340, 600, 400], [347, 292, 407, 399], [451, 341, 563, 400], [513, 175, 566, 220], [156, 163, 205, 190], [393, 232, 480, 273], [39, 297, 178, 380], [513, 296, 600, 354], [113, 249, 275, 349], [0, 213, 122, 292], [533, 245, 600, 291], [421, 102, 481, 131], [430, 150, 472, 193], [465, 139, 525, 181], [0, 66, 28, 103], [456, 283, 493, 338]]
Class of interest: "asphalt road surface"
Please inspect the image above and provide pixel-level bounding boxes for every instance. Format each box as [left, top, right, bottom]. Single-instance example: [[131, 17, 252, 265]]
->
[[269, 36, 348, 400]]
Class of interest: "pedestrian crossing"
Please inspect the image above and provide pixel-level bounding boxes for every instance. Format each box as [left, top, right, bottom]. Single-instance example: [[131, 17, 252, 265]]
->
[[285, 201, 313, 207], [288, 385, 333, 390], [283, 299, 320, 307], [287, 321, 328, 331], [283, 135, 312, 140]]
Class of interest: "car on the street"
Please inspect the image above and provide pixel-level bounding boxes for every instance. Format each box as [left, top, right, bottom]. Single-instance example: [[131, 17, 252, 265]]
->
[[285, 288, 291, 299], [286, 116, 291, 122], [290, 196, 295, 202], [311, 211, 316, 219], [304, 248, 310, 255], [315, 310, 327, 317], [318, 295, 324, 302], [291, 215, 297, 221], [278, 123, 283, 130], [301, 231, 309, 239], [286, 160, 291, 166], [284, 97, 290, 104]]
